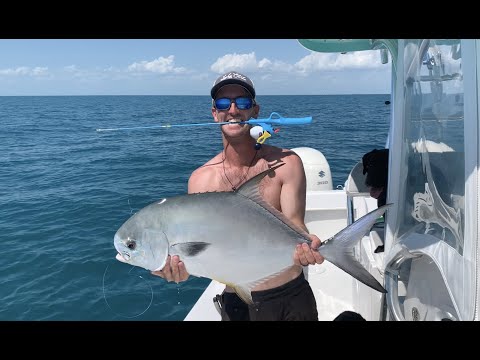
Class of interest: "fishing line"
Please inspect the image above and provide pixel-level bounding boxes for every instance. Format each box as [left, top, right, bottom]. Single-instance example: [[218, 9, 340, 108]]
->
[[102, 263, 154, 319], [127, 198, 137, 215], [96, 121, 226, 132]]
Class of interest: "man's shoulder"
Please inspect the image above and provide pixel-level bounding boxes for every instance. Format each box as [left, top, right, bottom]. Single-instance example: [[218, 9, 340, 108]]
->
[[263, 145, 297, 157], [190, 162, 218, 178], [191, 153, 222, 173], [189, 155, 222, 189], [262, 146, 302, 166]]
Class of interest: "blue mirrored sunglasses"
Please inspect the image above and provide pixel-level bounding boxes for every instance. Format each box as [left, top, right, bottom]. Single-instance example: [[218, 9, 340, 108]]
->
[[214, 97, 255, 110]]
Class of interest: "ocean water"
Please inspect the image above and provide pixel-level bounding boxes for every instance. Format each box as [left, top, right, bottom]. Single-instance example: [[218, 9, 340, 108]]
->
[[0, 95, 389, 320]]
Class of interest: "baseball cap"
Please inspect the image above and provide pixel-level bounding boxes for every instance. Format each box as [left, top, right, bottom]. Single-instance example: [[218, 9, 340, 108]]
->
[[210, 71, 256, 99]]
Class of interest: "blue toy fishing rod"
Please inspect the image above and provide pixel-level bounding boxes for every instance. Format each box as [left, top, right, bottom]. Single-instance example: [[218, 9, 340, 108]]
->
[[96, 112, 312, 150]]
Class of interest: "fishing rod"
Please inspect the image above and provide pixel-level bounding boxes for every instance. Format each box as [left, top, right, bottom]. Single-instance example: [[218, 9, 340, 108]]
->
[[96, 112, 312, 149]]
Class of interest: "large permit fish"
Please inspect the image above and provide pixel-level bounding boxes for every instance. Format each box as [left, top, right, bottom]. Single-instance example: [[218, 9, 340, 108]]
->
[[114, 163, 389, 304]]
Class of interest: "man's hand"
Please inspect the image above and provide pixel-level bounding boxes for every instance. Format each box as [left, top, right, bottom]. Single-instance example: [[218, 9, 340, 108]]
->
[[293, 234, 325, 266], [151, 255, 189, 283]]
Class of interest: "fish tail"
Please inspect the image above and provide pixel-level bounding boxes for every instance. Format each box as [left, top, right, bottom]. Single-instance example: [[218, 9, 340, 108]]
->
[[319, 204, 392, 293]]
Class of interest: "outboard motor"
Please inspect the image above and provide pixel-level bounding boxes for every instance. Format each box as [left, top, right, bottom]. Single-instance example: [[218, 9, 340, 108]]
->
[[292, 147, 333, 191]]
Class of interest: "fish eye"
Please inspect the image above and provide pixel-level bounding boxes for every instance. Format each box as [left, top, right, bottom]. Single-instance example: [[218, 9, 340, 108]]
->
[[126, 239, 136, 250]]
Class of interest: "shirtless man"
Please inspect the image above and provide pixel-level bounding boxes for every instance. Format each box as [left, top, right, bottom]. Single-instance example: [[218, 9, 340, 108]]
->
[[153, 71, 324, 320]]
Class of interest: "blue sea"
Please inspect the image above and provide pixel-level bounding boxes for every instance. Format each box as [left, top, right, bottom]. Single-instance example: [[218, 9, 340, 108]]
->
[[0, 95, 390, 321]]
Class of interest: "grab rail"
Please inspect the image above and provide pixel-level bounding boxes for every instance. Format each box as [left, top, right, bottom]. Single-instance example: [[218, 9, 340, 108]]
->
[[384, 248, 422, 321]]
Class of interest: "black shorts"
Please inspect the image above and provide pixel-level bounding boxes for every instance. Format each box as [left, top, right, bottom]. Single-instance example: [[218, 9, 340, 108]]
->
[[219, 292, 251, 321], [219, 272, 318, 321]]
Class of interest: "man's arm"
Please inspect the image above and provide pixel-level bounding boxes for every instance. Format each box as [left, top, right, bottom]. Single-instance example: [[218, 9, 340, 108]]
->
[[279, 153, 324, 266]]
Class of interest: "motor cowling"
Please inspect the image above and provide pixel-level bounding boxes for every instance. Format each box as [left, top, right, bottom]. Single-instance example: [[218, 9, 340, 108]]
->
[[292, 147, 333, 191]]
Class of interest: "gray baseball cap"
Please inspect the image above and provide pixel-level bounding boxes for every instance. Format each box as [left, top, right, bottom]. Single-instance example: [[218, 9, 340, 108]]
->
[[210, 71, 256, 99]]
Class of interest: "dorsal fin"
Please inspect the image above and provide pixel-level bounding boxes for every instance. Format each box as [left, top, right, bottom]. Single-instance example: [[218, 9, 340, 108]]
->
[[236, 162, 310, 240], [236, 162, 284, 198]]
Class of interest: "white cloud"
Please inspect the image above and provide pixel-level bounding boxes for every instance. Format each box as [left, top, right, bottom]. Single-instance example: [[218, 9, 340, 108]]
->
[[0, 66, 48, 76], [127, 55, 187, 74], [210, 52, 293, 73], [61, 65, 93, 79], [64, 65, 78, 72], [31, 67, 48, 76], [210, 51, 384, 77], [210, 52, 258, 73], [295, 51, 385, 73]]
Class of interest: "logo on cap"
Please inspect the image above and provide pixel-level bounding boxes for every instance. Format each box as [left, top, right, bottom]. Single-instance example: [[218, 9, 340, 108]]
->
[[219, 72, 247, 82]]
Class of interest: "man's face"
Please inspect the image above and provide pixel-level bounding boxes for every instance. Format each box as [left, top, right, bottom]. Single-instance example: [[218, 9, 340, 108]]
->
[[211, 84, 258, 138]]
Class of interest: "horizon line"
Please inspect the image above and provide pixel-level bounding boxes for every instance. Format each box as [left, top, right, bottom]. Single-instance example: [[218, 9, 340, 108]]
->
[[0, 93, 391, 97]]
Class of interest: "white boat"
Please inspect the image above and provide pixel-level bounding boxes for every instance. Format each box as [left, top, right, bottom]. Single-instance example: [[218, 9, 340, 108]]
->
[[185, 39, 473, 321]]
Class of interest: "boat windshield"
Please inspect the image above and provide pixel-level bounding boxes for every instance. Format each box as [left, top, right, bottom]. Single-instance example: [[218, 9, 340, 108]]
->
[[396, 39, 465, 255]]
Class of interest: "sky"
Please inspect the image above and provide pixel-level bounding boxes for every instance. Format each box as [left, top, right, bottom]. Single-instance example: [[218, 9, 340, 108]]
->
[[0, 39, 391, 96]]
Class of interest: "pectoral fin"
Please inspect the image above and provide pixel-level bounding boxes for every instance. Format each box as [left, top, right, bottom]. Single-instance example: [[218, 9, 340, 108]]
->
[[171, 242, 211, 257]]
